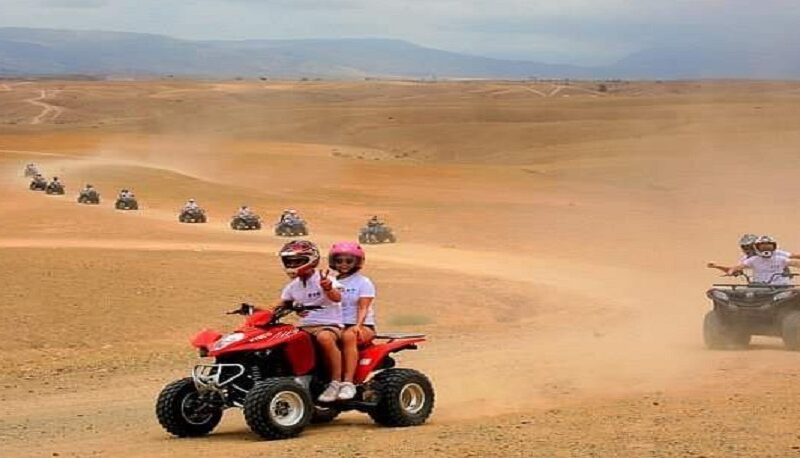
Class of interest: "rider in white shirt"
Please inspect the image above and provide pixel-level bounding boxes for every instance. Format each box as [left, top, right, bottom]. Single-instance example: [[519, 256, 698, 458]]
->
[[274, 240, 343, 403]]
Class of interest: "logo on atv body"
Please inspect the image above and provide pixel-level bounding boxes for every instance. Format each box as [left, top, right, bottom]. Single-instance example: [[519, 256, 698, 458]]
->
[[248, 329, 299, 342]]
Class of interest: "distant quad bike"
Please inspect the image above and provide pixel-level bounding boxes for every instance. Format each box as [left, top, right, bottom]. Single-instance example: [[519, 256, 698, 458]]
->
[[274, 220, 308, 237], [231, 214, 262, 231], [704, 272, 800, 350], [24, 164, 39, 177], [156, 303, 434, 440], [45, 181, 65, 195], [359, 225, 397, 244], [29, 178, 47, 191], [77, 189, 100, 205], [115, 196, 139, 210], [179, 208, 207, 223]]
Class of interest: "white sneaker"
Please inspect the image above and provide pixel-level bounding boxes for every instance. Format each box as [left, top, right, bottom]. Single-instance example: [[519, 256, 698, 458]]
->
[[318, 381, 341, 403], [337, 382, 357, 400]]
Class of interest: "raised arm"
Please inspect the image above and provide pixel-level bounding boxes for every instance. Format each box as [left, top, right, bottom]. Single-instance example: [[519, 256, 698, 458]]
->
[[706, 262, 731, 273], [319, 270, 342, 302]]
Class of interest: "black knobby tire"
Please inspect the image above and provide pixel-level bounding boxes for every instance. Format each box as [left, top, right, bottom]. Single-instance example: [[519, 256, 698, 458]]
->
[[368, 368, 434, 427], [310, 406, 341, 424], [781, 310, 800, 350], [155, 378, 223, 437], [243, 378, 312, 440], [387, 234, 397, 243], [358, 234, 367, 244], [703, 310, 750, 350]]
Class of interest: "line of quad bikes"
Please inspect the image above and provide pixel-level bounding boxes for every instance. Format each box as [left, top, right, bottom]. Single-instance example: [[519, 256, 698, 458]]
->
[[25, 164, 430, 442], [26, 167, 397, 243]]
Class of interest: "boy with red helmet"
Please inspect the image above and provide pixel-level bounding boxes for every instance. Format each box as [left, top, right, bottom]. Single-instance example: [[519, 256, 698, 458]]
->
[[276, 240, 344, 402], [328, 241, 376, 400]]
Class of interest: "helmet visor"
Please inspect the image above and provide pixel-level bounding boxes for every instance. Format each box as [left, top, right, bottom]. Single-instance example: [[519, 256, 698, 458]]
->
[[755, 242, 777, 253], [281, 255, 309, 269]]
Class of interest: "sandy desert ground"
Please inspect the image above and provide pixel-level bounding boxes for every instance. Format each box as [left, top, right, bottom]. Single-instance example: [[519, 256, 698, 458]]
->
[[2, 79, 800, 457]]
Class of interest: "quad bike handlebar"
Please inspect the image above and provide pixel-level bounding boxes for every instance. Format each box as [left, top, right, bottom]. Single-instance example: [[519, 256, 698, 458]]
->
[[226, 302, 323, 323], [717, 270, 799, 287]]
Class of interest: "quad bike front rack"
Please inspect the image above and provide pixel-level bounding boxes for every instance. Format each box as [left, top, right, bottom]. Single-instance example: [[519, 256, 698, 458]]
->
[[192, 363, 246, 398]]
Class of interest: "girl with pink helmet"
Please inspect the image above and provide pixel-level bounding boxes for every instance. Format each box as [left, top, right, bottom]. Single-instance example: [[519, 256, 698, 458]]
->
[[327, 241, 376, 401]]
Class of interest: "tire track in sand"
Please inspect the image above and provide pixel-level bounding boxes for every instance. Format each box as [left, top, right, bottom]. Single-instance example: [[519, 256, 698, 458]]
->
[[25, 89, 64, 124]]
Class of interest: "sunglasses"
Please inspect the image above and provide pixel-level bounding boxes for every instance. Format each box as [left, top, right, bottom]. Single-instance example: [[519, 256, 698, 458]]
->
[[332, 256, 358, 265]]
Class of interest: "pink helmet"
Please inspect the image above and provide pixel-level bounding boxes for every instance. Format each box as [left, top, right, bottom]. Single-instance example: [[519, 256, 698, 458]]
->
[[328, 241, 365, 270]]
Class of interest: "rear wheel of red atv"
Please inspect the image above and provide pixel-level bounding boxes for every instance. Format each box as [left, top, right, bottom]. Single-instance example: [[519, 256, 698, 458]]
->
[[156, 378, 223, 437], [368, 368, 434, 427], [703, 310, 750, 349], [244, 379, 312, 440]]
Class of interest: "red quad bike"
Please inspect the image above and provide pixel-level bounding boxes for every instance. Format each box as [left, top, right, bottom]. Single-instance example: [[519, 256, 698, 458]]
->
[[156, 303, 434, 440]]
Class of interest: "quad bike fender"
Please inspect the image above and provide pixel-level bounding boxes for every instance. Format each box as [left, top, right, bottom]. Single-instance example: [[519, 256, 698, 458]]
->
[[191, 329, 223, 351], [354, 338, 425, 384]]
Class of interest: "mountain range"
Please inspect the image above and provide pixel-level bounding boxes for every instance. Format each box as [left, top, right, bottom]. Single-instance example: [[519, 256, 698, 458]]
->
[[0, 27, 797, 80]]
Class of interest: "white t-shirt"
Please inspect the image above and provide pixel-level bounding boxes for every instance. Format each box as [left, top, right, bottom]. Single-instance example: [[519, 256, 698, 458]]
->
[[280, 270, 343, 326], [742, 255, 791, 284], [740, 250, 791, 264], [337, 273, 377, 326]]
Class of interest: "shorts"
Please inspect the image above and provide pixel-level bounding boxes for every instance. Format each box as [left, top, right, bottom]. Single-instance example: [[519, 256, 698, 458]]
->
[[301, 325, 343, 338]]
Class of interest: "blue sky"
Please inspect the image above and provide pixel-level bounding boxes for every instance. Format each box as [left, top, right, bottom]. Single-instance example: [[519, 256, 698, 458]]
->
[[1, 0, 798, 65]]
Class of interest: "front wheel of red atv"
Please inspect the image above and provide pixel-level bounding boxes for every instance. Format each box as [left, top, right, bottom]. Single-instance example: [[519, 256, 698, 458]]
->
[[368, 368, 434, 427], [243, 378, 312, 440], [156, 378, 223, 437]]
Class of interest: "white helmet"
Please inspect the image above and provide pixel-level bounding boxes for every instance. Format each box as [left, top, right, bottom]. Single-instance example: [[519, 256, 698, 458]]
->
[[754, 235, 778, 258]]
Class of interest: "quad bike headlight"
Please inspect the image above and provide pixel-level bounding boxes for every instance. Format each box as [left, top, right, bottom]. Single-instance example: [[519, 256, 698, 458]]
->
[[712, 290, 730, 301], [211, 332, 245, 351], [774, 291, 795, 302]]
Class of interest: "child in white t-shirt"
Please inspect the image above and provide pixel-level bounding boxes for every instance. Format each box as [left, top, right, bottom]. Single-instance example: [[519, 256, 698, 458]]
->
[[327, 241, 376, 401], [276, 240, 344, 402]]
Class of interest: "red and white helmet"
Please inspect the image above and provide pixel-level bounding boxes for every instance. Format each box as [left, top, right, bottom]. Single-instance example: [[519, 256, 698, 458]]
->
[[328, 241, 365, 271], [279, 240, 320, 278]]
